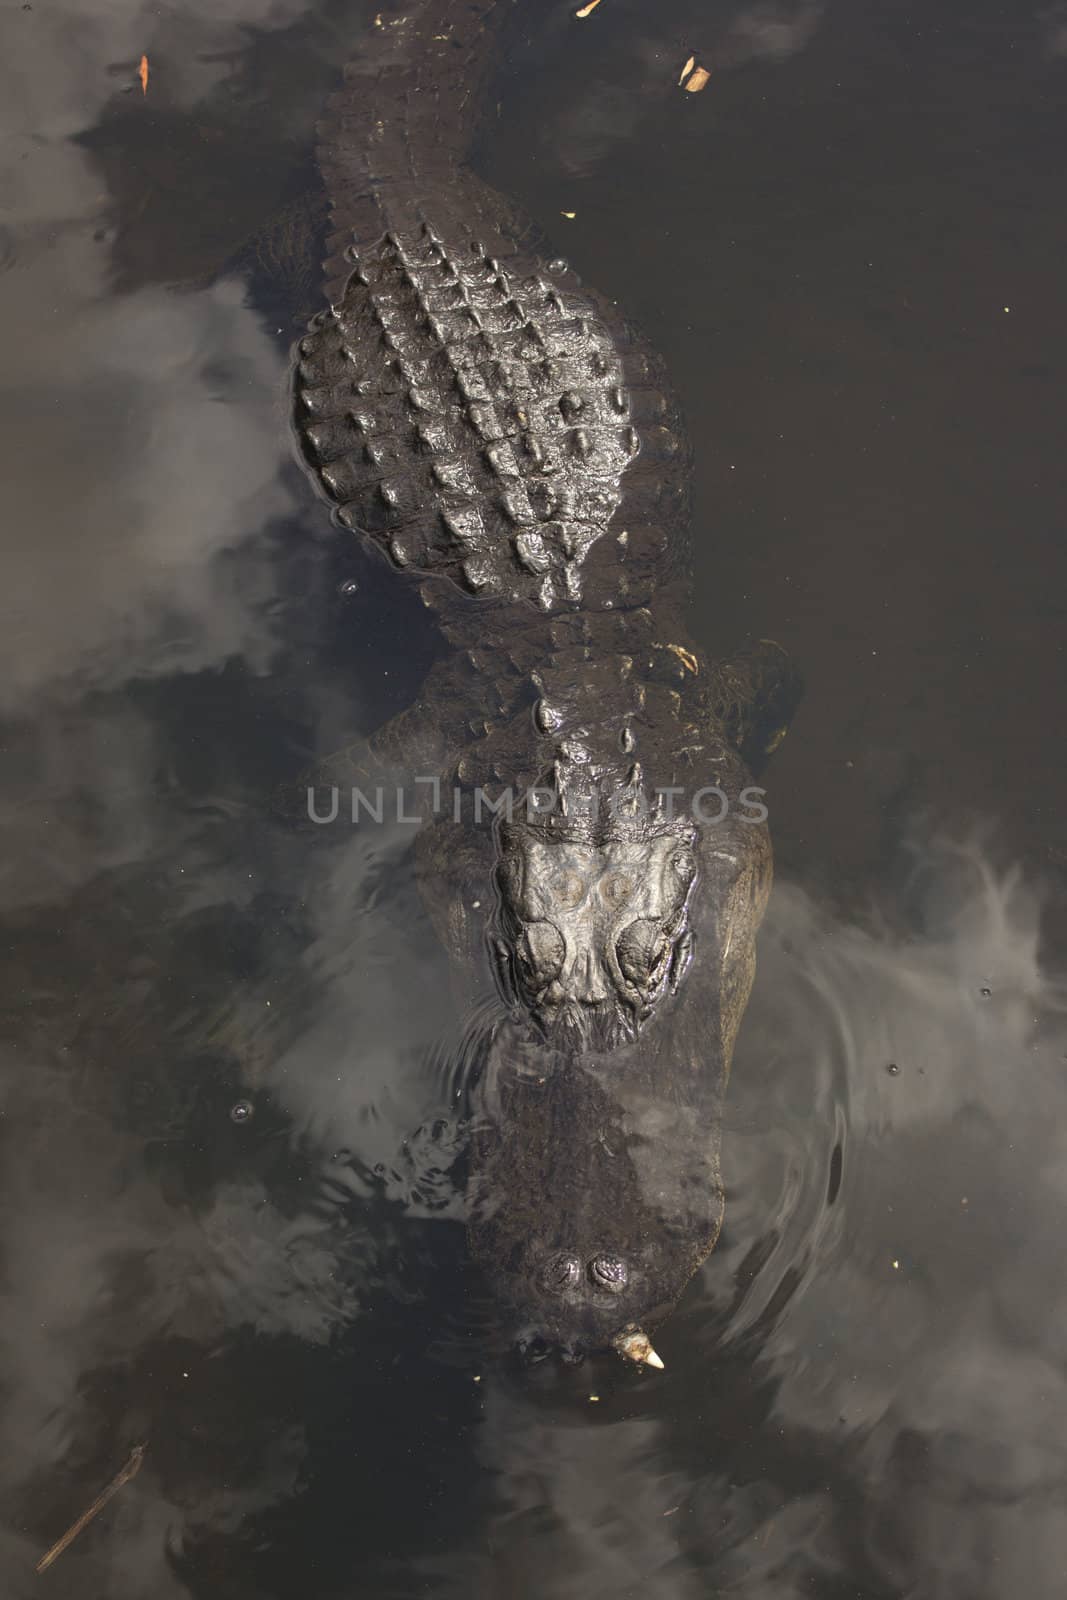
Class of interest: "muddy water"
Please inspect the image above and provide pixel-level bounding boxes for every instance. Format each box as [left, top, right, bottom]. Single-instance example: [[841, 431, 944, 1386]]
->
[[2, 0, 1066, 1595]]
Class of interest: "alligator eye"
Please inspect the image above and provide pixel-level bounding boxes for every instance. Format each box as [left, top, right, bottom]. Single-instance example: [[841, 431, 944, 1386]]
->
[[589, 1253, 628, 1292], [616, 918, 669, 987], [601, 871, 634, 906], [539, 1253, 582, 1293], [518, 921, 565, 986]]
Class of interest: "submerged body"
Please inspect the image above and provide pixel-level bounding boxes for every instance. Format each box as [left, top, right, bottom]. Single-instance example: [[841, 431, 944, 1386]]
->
[[294, 0, 800, 1362]]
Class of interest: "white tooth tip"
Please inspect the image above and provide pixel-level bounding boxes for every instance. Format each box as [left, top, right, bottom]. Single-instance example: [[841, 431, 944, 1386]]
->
[[617, 1330, 665, 1369]]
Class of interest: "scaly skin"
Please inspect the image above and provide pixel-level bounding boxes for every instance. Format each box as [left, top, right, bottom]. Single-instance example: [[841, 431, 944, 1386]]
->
[[294, 0, 801, 1364]]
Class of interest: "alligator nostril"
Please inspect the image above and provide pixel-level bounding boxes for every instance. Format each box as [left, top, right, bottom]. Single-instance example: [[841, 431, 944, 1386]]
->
[[589, 1253, 629, 1292], [539, 1253, 582, 1293]]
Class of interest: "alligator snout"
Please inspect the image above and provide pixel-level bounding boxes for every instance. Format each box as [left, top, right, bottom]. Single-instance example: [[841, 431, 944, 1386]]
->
[[509, 1250, 664, 1370], [516, 1321, 664, 1372]]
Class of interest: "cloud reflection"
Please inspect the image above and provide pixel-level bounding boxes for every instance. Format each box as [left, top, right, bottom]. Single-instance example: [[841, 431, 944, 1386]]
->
[[0, 0, 315, 715], [2, 731, 1066, 1599]]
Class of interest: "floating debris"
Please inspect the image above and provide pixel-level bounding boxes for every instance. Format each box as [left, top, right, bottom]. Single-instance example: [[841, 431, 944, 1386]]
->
[[36, 1443, 147, 1574], [138, 54, 149, 95], [576, 0, 603, 14], [666, 643, 699, 674], [561, 211, 576, 219], [678, 55, 695, 85], [684, 65, 711, 94]]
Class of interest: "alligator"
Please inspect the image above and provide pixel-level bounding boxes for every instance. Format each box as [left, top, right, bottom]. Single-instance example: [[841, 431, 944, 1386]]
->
[[293, 0, 801, 1367]]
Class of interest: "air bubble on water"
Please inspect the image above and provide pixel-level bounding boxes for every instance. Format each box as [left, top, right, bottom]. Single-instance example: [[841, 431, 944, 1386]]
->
[[230, 1099, 254, 1124], [338, 579, 360, 597]]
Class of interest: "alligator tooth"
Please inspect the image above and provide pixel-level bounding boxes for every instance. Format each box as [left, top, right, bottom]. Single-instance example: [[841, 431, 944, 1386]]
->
[[615, 1329, 664, 1369]]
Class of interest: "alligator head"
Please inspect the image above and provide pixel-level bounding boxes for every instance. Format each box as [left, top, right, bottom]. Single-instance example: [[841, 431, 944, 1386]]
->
[[468, 766, 775, 1366], [411, 640, 801, 1364]]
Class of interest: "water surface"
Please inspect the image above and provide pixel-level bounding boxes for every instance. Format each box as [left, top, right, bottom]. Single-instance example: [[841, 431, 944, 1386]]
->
[[2, 0, 1066, 1594]]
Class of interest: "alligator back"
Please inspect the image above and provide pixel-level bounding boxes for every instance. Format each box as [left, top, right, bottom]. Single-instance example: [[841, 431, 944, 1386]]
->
[[295, 0, 691, 615]]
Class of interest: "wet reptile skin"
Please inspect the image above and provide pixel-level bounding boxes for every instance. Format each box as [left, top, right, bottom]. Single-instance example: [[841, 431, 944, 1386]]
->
[[294, 0, 802, 1362]]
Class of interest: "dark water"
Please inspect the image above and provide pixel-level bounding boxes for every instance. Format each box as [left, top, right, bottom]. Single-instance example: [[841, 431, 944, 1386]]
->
[[2, 0, 1066, 1594]]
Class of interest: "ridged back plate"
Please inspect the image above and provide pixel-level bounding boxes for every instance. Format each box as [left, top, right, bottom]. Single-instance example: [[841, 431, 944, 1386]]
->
[[296, 217, 647, 610]]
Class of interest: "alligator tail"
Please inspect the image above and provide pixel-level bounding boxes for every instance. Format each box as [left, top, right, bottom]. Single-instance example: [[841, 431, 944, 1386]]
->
[[317, 0, 522, 306]]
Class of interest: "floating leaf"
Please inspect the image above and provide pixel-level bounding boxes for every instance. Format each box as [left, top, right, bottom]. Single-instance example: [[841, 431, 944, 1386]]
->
[[678, 55, 695, 85], [684, 65, 711, 93], [138, 54, 149, 94]]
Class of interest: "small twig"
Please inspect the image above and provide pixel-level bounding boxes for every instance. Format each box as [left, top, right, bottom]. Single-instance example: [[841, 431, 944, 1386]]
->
[[36, 1443, 147, 1575]]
